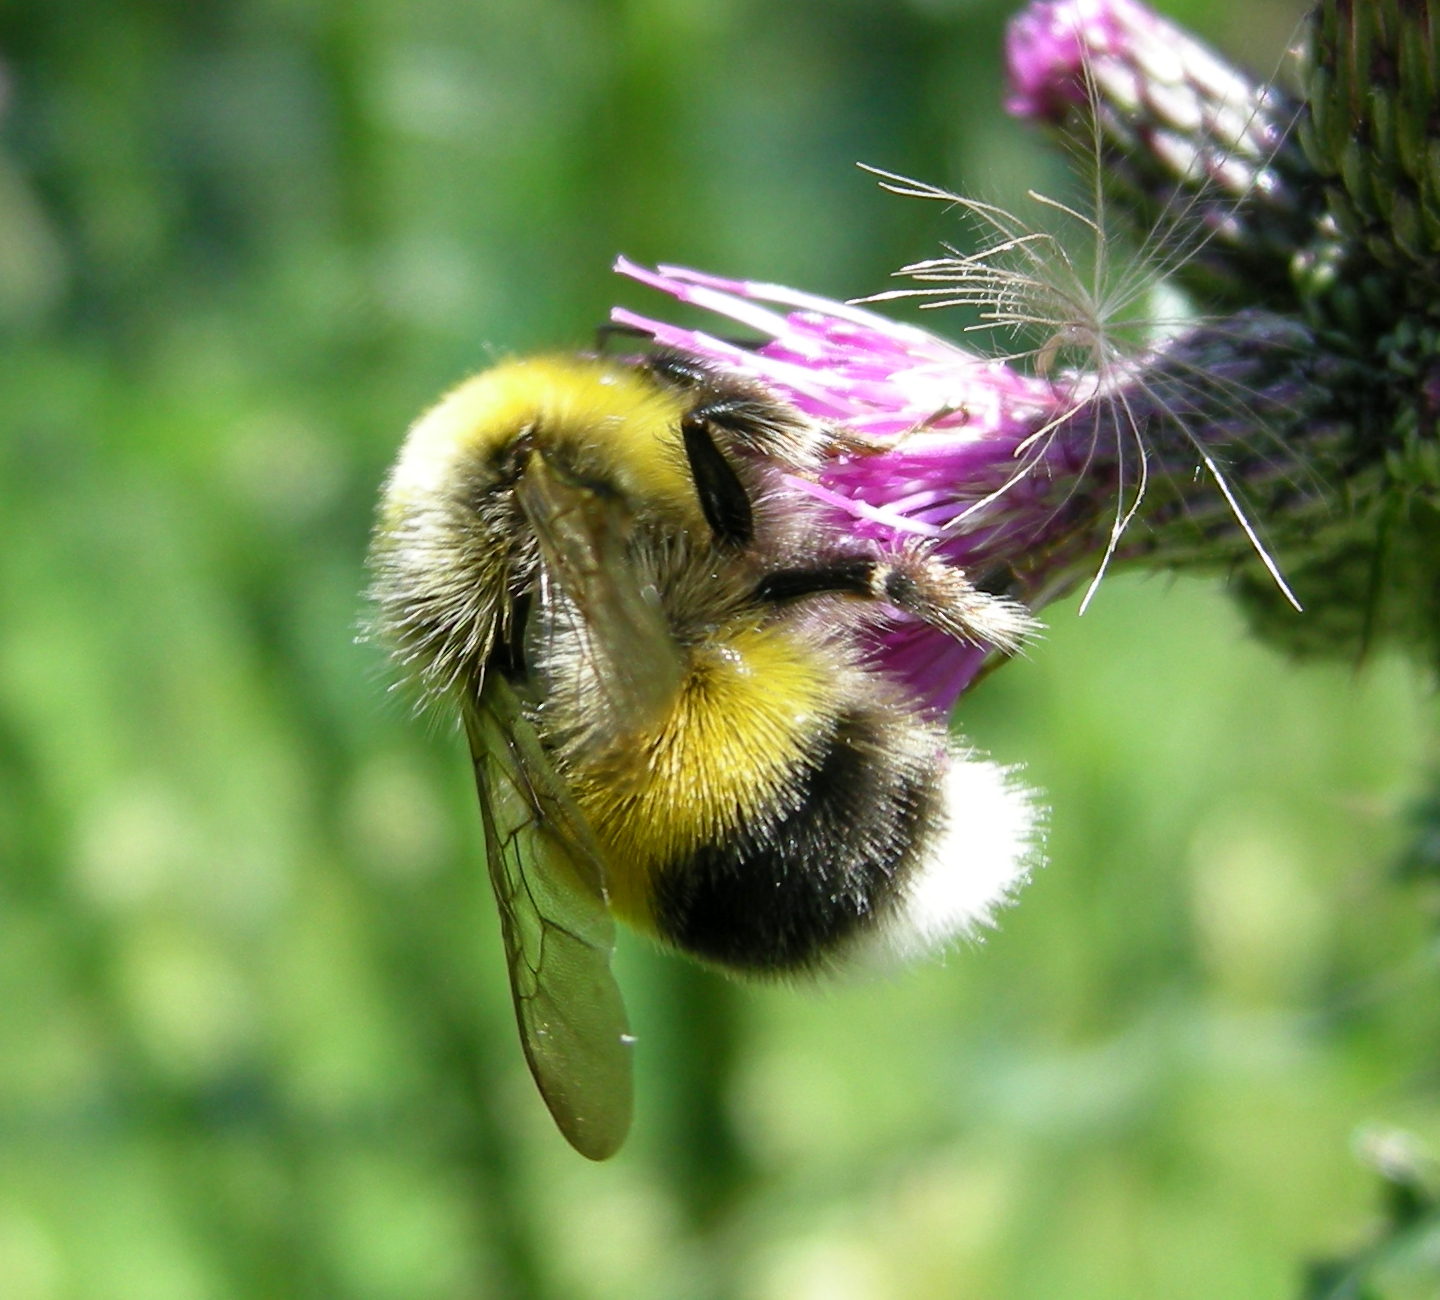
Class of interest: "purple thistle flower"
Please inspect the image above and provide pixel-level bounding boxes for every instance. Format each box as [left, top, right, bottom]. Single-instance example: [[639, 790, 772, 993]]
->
[[613, 259, 1102, 714], [609, 271, 1340, 713], [611, 0, 1440, 709]]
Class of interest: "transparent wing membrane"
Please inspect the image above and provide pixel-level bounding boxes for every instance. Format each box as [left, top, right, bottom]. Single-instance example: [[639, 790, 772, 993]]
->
[[466, 674, 633, 1161]]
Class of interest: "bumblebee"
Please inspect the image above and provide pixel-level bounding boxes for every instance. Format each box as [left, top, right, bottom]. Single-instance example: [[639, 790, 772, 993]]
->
[[368, 351, 1038, 1159]]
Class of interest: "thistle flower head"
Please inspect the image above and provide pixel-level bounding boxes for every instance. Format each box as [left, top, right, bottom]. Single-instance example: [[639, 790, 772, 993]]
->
[[853, 0, 1318, 613], [607, 0, 1421, 706], [614, 259, 1093, 713]]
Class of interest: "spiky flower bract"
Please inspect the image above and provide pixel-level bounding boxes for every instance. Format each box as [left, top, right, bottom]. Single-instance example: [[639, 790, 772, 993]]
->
[[861, 0, 1327, 613], [1002, 0, 1440, 668]]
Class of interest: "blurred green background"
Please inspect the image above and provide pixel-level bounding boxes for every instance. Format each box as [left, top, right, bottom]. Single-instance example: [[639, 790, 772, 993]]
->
[[1, 0, 1435, 1297]]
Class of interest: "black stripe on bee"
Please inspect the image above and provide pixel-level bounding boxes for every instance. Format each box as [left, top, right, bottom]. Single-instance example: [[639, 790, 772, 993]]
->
[[753, 560, 877, 605], [650, 709, 940, 973]]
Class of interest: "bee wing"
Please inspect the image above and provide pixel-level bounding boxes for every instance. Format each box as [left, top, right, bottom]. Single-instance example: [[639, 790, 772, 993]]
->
[[515, 453, 683, 735], [465, 672, 634, 1161]]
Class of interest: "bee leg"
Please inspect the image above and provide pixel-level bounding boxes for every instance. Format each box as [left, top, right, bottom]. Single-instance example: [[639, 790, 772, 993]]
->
[[697, 397, 894, 464], [639, 349, 883, 466], [871, 549, 1039, 654], [679, 410, 755, 548], [755, 552, 1038, 654], [639, 350, 738, 388], [515, 454, 685, 729], [691, 396, 833, 467]]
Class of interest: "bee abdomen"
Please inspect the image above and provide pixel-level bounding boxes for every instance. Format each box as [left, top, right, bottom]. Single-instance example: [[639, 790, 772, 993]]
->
[[650, 710, 943, 973]]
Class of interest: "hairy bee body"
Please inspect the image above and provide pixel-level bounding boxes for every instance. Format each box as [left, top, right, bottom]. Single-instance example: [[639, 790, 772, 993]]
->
[[370, 352, 1036, 1156]]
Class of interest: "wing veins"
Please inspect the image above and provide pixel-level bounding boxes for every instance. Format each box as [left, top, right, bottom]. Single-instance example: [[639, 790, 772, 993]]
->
[[465, 673, 634, 1160]]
